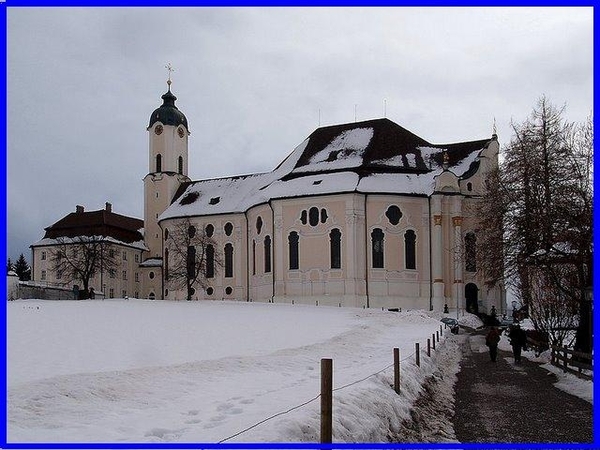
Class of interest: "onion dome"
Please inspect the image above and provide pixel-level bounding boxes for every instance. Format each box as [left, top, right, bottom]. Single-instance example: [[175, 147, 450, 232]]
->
[[148, 88, 188, 130]]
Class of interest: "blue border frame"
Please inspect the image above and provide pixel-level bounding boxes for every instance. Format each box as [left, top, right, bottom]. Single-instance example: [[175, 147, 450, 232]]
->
[[2, 1, 597, 449]]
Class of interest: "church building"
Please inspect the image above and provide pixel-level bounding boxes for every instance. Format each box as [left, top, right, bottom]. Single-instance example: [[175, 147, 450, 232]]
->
[[31, 79, 504, 313]]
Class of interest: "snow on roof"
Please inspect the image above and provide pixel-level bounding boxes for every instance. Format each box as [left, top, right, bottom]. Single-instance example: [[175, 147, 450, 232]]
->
[[159, 119, 491, 221], [292, 127, 374, 174], [140, 258, 163, 267], [31, 236, 148, 252]]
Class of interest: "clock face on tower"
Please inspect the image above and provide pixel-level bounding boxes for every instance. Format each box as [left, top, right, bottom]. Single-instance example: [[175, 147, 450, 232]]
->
[[154, 124, 163, 135], [178, 127, 185, 138]]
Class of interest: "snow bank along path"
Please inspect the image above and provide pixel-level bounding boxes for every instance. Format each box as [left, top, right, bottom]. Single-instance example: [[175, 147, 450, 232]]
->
[[8, 299, 457, 443]]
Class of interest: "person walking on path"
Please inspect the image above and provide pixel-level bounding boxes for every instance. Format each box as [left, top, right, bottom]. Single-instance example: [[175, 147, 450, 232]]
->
[[508, 324, 527, 363], [453, 329, 592, 443], [485, 326, 501, 362]]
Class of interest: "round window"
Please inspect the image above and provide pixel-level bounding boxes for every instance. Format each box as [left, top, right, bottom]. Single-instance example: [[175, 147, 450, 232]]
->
[[149, 272, 155, 280], [207, 287, 214, 296], [225, 286, 233, 295]]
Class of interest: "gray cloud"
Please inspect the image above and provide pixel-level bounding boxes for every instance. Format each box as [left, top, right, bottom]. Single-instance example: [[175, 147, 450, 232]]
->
[[7, 7, 593, 261]]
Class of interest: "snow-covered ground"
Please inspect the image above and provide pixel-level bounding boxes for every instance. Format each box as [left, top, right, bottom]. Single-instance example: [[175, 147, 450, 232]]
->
[[7, 299, 591, 444]]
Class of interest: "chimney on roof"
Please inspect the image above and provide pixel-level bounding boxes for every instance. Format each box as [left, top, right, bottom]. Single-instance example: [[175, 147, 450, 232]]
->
[[105, 202, 112, 213], [76, 205, 84, 214]]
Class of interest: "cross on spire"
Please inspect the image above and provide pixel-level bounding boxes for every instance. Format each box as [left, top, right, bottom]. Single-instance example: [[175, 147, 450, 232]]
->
[[165, 63, 174, 88]]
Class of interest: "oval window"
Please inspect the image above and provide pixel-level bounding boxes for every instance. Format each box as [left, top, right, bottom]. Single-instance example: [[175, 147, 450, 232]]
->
[[205, 224, 214, 237], [225, 222, 233, 236], [309, 207, 319, 226]]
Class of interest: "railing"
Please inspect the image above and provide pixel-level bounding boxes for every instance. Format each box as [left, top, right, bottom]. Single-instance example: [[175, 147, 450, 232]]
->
[[550, 345, 593, 381]]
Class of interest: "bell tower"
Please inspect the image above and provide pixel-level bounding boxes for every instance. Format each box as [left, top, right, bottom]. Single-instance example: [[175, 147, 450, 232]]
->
[[143, 67, 190, 259]]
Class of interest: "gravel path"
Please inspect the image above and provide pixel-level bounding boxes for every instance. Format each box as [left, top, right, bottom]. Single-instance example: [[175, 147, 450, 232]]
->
[[453, 330, 593, 444]]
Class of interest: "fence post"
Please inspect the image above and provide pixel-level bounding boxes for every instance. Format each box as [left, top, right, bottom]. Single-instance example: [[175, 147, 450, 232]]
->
[[432, 333, 436, 350], [440, 324, 443, 336], [415, 343, 420, 367], [427, 339, 431, 357], [436, 330, 440, 343], [563, 346, 568, 373], [394, 348, 400, 394], [321, 358, 333, 443]]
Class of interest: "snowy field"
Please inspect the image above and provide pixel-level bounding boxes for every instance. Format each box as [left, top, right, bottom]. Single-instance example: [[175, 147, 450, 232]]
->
[[7, 299, 591, 444], [8, 299, 461, 444]]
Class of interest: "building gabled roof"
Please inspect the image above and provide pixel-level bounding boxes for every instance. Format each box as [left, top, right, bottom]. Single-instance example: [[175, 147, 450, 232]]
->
[[41, 204, 144, 245], [159, 118, 495, 221]]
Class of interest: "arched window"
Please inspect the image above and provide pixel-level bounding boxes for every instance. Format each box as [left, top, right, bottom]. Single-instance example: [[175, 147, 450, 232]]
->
[[371, 228, 384, 269], [205, 224, 214, 237], [330, 228, 341, 269], [206, 244, 215, 278], [404, 230, 416, 270], [224, 222, 233, 236], [264, 235, 272, 273], [252, 240, 256, 275], [288, 231, 299, 270], [164, 248, 169, 280], [187, 245, 196, 278], [465, 232, 477, 272], [178, 156, 183, 175], [156, 154, 162, 172], [224, 243, 234, 278]]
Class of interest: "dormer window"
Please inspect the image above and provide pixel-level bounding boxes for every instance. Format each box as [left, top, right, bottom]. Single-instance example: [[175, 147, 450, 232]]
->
[[209, 197, 220, 205]]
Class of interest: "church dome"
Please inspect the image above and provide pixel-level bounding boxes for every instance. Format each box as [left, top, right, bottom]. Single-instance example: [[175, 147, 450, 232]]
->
[[148, 89, 188, 130]]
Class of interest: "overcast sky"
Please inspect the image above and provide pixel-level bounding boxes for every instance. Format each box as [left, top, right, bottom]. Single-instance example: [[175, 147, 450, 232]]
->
[[7, 7, 593, 262]]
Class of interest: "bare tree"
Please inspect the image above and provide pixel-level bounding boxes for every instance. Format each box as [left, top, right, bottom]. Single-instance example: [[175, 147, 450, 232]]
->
[[50, 236, 119, 298], [165, 218, 222, 300], [476, 97, 593, 353], [527, 265, 578, 349]]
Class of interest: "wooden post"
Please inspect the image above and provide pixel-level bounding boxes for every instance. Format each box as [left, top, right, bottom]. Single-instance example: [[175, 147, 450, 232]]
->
[[393, 348, 400, 394], [436, 330, 440, 343], [440, 324, 443, 336], [563, 346, 568, 373], [321, 358, 333, 443], [415, 343, 420, 367], [427, 338, 431, 357], [432, 333, 436, 350]]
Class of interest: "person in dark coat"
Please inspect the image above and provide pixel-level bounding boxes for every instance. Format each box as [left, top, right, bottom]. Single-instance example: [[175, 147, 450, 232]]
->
[[485, 326, 501, 362], [508, 324, 527, 363], [490, 305, 498, 325]]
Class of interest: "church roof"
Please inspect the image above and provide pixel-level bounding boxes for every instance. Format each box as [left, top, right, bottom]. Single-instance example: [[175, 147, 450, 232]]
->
[[36, 204, 145, 246], [148, 89, 188, 130], [159, 118, 494, 221]]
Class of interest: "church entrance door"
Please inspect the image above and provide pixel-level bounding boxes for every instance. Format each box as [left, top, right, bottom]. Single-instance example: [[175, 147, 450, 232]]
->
[[465, 283, 478, 314]]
